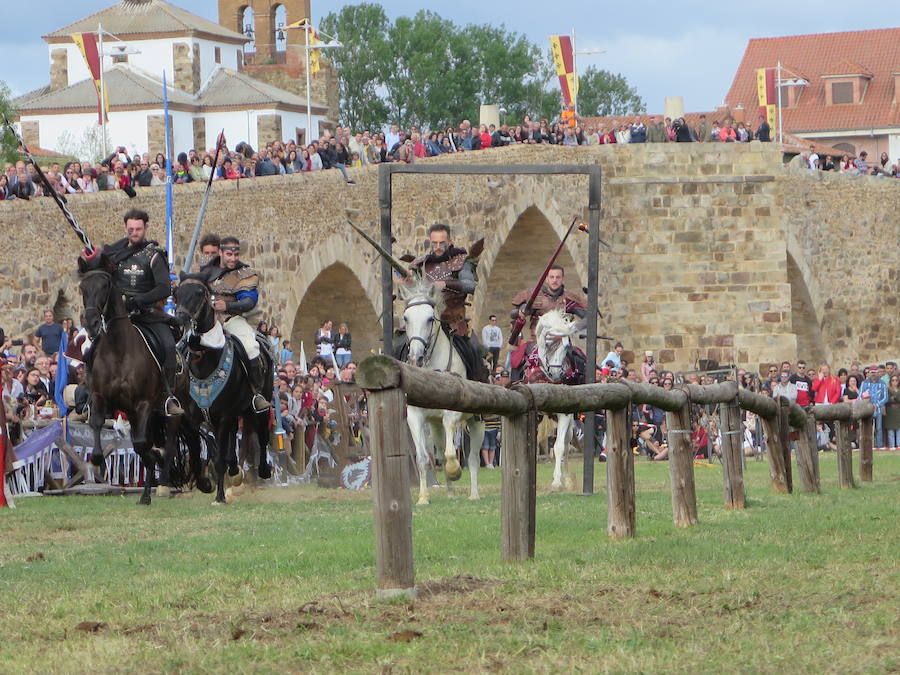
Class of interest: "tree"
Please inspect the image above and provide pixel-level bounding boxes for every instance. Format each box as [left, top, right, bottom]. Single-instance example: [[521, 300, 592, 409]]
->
[[319, 3, 391, 131], [0, 80, 18, 164], [575, 66, 645, 118]]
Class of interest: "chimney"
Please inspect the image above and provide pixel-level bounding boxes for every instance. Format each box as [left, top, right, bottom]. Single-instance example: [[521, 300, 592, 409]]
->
[[50, 49, 68, 91], [732, 105, 746, 123]]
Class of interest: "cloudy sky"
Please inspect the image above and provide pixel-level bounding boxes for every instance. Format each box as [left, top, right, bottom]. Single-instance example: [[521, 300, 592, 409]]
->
[[3, 1, 896, 112]]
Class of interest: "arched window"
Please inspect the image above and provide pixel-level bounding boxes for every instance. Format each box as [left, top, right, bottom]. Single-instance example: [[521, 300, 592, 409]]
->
[[241, 6, 256, 53], [274, 4, 287, 52]]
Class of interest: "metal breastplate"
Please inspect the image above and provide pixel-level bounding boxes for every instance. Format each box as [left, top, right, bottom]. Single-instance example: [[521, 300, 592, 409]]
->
[[114, 246, 157, 297]]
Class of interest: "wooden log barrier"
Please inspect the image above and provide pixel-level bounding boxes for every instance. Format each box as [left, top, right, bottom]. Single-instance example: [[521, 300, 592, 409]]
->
[[859, 416, 874, 482], [357, 355, 528, 416], [759, 410, 789, 494], [665, 401, 698, 527], [501, 399, 537, 561], [834, 420, 855, 489], [793, 414, 820, 494], [718, 399, 746, 509], [777, 398, 794, 492], [606, 406, 635, 539], [366, 384, 416, 599]]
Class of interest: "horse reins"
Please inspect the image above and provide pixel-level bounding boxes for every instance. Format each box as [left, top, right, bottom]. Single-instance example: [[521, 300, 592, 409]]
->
[[80, 269, 129, 338], [405, 299, 453, 372]]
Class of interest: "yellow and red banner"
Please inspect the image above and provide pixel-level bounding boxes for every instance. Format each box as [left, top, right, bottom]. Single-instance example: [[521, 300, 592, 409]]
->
[[549, 35, 577, 108], [756, 68, 777, 132], [71, 32, 109, 124], [289, 18, 321, 74]]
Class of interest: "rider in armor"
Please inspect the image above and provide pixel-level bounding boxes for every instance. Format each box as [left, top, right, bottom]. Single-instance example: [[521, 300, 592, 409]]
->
[[102, 208, 183, 415], [510, 264, 587, 333], [201, 236, 270, 412], [509, 265, 587, 383], [406, 223, 487, 382]]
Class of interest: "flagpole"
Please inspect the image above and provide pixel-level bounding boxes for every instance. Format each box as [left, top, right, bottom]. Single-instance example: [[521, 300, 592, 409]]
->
[[98, 23, 107, 156], [777, 61, 783, 145], [305, 21, 312, 143], [571, 27, 577, 116]]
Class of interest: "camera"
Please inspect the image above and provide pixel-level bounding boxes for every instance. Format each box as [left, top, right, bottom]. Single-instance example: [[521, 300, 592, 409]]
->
[[11, 339, 24, 346]]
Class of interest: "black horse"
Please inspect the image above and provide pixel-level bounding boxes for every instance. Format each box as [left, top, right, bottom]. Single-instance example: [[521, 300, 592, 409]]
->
[[174, 276, 273, 504], [77, 255, 210, 504]]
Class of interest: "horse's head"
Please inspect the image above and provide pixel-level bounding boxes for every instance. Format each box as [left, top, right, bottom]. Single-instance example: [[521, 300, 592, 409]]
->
[[535, 310, 581, 381], [77, 253, 115, 340], [174, 272, 213, 333], [399, 277, 443, 368]]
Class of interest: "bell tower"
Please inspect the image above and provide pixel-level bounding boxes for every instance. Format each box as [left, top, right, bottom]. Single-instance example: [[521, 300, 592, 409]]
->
[[218, 0, 312, 61]]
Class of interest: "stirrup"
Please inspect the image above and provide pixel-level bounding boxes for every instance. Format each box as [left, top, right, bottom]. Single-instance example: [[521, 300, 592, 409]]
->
[[165, 396, 184, 417], [251, 394, 271, 413]]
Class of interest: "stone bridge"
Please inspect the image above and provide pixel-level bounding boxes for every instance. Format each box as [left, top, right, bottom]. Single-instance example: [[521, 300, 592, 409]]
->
[[2, 144, 897, 372]]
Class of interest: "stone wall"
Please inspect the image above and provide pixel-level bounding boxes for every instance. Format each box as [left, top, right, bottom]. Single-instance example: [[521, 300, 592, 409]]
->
[[256, 114, 283, 147], [1, 144, 896, 372], [192, 118, 206, 154], [172, 43, 200, 95], [146, 114, 173, 158]]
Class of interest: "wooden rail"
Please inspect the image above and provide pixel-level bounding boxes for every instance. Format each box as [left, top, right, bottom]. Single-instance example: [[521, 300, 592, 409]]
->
[[356, 355, 877, 597]]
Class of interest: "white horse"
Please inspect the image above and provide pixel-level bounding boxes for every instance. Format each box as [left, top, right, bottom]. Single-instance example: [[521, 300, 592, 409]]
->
[[526, 310, 583, 491], [399, 278, 485, 505]]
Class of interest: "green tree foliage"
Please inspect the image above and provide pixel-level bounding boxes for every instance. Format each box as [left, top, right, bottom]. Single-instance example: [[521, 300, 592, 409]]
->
[[319, 3, 391, 131], [575, 66, 646, 117], [320, 5, 644, 131], [0, 80, 18, 164]]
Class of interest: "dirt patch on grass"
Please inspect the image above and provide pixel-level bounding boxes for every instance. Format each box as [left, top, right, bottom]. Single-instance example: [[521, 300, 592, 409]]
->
[[418, 574, 496, 598]]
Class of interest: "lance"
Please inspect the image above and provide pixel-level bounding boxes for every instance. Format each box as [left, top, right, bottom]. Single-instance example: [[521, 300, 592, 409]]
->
[[344, 209, 411, 278], [182, 129, 226, 273], [3, 115, 94, 253], [508, 217, 586, 345]]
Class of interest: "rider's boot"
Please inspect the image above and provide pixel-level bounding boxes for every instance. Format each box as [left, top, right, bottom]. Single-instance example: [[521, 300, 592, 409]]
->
[[248, 356, 271, 413], [164, 365, 184, 416]]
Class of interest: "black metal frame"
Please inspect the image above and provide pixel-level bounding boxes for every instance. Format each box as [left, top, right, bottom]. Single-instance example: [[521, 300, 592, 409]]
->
[[378, 162, 602, 494]]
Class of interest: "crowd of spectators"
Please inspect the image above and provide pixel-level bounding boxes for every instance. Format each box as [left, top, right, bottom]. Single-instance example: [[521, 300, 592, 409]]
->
[[0, 109, 780, 202], [792, 148, 900, 177]]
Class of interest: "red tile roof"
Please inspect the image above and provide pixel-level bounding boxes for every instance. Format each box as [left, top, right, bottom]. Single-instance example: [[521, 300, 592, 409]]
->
[[724, 27, 900, 133]]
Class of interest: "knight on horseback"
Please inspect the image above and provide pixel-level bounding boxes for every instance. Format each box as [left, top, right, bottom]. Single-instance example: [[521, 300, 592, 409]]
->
[[404, 223, 488, 382], [509, 265, 587, 384], [96, 208, 183, 416], [199, 236, 270, 412]]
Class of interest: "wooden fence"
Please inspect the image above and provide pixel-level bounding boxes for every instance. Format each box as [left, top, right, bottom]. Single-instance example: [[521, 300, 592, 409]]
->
[[357, 355, 877, 598]]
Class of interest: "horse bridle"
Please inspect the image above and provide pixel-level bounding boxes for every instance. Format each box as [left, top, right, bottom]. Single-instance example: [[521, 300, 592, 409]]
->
[[175, 278, 214, 350], [80, 269, 128, 338], [404, 299, 452, 371]]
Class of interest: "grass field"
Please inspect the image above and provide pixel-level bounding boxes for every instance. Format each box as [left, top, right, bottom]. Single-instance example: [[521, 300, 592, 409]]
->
[[1, 452, 898, 674]]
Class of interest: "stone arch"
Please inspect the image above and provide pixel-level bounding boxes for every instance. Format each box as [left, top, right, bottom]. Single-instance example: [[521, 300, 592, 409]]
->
[[240, 6, 255, 52], [285, 235, 381, 365], [787, 251, 826, 365], [273, 4, 287, 51], [473, 203, 585, 341], [832, 142, 856, 155]]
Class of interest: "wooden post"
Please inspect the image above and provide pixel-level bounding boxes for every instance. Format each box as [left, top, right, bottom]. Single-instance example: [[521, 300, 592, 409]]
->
[[760, 411, 789, 494], [834, 420, 855, 489], [606, 406, 635, 539], [665, 403, 698, 527], [859, 416, 873, 482], [718, 400, 746, 509], [501, 409, 537, 561], [793, 414, 820, 494], [777, 398, 793, 492], [367, 386, 416, 599]]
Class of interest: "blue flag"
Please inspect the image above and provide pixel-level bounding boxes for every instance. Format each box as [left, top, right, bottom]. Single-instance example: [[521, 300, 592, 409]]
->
[[54, 330, 69, 415]]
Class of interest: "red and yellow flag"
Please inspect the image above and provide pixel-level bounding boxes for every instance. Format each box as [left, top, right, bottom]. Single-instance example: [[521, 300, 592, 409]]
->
[[549, 35, 577, 108], [756, 68, 777, 132], [289, 18, 321, 74], [71, 32, 109, 124]]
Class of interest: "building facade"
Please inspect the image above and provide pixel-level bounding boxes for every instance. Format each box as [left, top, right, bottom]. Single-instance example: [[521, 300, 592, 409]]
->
[[14, 0, 333, 156]]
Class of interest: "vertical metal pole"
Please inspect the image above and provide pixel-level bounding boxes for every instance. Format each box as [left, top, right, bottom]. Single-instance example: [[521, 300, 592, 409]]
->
[[305, 22, 312, 143], [776, 61, 783, 145], [379, 164, 394, 351], [99, 24, 108, 157], [571, 27, 578, 116], [581, 168, 601, 495]]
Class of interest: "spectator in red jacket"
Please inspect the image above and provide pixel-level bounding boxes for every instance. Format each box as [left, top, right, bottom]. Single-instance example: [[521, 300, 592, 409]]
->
[[811, 363, 842, 405]]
